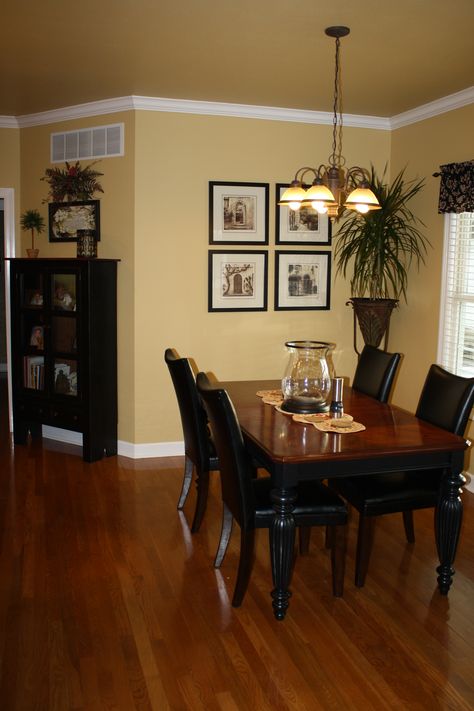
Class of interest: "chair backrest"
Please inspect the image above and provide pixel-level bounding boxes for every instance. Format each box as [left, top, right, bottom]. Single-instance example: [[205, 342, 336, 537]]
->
[[416, 364, 474, 435], [196, 372, 255, 530], [352, 345, 401, 403], [164, 348, 212, 468]]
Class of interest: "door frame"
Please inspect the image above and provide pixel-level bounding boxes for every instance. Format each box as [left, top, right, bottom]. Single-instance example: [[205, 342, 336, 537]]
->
[[0, 188, 16, 431]]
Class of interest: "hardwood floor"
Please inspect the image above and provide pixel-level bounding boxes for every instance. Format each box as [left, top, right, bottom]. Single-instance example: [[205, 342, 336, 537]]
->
[[0, 390, 473, 709]]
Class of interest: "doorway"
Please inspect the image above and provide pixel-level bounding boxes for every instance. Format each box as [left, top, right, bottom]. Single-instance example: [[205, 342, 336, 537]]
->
[[0, 189, 16, 431]]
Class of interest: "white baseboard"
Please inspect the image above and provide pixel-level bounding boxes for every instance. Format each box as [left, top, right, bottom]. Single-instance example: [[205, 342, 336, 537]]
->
[[41, 425, 184, 459]]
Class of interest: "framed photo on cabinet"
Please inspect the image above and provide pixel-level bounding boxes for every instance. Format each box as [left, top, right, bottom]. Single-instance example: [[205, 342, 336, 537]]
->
[[48, 200, 100, 242], [208, 250, 268, 312], [275, 250, 331, 310], [275, 183, 331, 245], [209, 181, 269, 245]]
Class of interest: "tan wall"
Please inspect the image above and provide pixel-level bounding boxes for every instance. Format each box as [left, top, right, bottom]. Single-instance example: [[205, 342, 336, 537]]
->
[[7, 103, 474, 448], [19, 113, 136, 442], [390, 104, 474, 467], [134, 110, 390, 443]]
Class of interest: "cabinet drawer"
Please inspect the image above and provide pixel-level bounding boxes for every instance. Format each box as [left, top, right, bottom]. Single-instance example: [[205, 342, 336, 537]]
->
[[16, 400, 49, 421], [50, 405, 83, 429]]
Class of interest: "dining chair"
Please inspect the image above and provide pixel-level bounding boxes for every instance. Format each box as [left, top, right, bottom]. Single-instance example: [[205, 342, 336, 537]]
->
[[352, 344, 402, 403], [164, 348, 219, 533], [196, 371, 348, 607], [330, 363, 474, 587]]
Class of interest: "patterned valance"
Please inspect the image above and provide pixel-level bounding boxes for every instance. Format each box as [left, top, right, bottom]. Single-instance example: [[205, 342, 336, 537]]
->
[[436, 160, 474, 213]]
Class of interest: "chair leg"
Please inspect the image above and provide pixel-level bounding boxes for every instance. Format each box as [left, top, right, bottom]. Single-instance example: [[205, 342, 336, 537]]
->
[[232, 529, 256, 607], [330, 524, 347, 597], [355, 515, 375, 588], [299, 526, 311, 554], [402, 510, 415, 543], [325, 524, 334, 549], [177, 456, 194, 510], [214, 503, 233, 568], [190, 466, 210, 533]]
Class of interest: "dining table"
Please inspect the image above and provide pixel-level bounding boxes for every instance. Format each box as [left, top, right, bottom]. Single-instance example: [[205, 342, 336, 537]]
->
[[221, 379, 469, 620]]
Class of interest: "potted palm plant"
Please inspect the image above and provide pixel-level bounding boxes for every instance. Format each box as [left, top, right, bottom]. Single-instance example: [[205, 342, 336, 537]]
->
[[334, 166, 429, 352], [20, 209, 46, 258]]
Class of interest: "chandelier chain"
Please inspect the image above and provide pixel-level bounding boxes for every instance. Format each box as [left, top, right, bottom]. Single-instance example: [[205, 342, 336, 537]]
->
[[330, 36, 344, 168]]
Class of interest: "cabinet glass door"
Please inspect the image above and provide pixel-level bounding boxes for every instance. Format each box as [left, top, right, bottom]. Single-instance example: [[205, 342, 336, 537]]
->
[[50, 273, 78, 397]]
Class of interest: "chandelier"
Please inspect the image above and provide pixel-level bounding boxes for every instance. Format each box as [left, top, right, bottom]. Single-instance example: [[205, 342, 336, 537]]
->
[[279, 26, 381, 221]]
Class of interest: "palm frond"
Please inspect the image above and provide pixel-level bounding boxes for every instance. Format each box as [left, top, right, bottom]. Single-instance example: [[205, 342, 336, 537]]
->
[[334, 166, 430, 301]]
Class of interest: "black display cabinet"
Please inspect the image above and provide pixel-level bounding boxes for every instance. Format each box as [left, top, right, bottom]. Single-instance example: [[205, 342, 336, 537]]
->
[[9, 258, 118, 462]]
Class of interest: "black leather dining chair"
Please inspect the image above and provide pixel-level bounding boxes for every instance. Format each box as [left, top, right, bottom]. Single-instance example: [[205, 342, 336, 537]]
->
[[352, 344, 402, 403], [330, 363, 474, 587], [196, 372, 348, 607], [164, 348, 219, 533]]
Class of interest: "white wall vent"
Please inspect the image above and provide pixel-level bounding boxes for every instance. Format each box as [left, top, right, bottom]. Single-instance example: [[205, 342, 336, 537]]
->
[[50, 123, 124, 162]]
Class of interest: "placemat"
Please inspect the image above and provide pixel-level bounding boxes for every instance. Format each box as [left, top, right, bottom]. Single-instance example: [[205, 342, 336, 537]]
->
[[314, 420, 366, 433]]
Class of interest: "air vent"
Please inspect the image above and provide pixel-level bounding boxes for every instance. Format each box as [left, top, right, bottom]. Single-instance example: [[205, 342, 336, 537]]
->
[[51, 123, 124, 162]]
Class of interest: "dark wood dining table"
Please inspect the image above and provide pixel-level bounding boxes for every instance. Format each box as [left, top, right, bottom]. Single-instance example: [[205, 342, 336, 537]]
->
[[221, 379, 469, 620]]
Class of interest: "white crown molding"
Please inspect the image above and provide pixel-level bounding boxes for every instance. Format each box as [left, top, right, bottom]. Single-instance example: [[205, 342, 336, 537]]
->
[[390, 86, 474, 129], [16, 97, 136, 128], [7, 86, 474, 132], [130, 95, 391, 130], [15, 95, 391, 130], [0, 115, 19, 128]]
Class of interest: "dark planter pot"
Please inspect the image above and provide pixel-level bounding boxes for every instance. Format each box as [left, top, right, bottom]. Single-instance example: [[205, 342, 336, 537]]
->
[[347, 297, 398, 353]]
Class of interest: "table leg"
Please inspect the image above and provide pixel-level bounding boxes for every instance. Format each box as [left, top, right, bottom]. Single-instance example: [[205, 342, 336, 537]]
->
[[435, 467, 464, 594], [270, 486, 297, 620]]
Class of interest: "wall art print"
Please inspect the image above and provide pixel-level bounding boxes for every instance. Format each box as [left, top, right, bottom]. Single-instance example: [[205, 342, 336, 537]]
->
[[208, 250, 268, 312]]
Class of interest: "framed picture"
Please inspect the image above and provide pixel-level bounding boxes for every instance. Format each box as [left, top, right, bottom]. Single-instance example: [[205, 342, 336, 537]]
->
[[275, 250, 331, 310], [209, 181, 269, 244], [275, 184, 331, 245], [208, 250, 268, 312], [48, 200, 100, 242]]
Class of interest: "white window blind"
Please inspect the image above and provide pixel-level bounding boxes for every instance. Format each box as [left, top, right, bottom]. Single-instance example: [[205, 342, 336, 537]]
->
[[439, 212, 474, 377]]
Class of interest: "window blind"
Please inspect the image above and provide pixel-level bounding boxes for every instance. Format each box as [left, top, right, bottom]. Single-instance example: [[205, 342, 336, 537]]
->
[[439, 212, 474, 376]]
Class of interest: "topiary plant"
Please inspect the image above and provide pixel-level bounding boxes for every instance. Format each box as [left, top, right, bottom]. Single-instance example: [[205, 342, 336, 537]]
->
[[20, 209, 46, 252]]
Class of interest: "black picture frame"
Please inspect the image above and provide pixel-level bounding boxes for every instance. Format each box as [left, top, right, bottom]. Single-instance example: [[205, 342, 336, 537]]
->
[[209, 181, 269, 245], [208, 250, 268, 312], [48, 200, 101, 242], [275, 183, 331, 245], [275, 250, 331, 310]]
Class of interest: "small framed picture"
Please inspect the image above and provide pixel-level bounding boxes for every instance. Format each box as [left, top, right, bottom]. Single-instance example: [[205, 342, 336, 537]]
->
[[208, 250, 268, 312], [48, 200, 100, 242], [209, 181, 269, 244], [275, 184, 331, 245], [275, 250, 331, 310], [29, 325, 44, 349]]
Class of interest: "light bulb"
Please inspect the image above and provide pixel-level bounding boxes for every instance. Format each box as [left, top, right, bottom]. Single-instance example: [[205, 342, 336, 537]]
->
[[311, 201, 328, 214], [355, 203, 370, 214], [289, 202, 301, 211]]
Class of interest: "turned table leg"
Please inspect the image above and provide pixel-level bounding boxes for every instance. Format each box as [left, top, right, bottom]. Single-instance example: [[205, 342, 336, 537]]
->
[[270, 486, 297, 620], [435, 465, 465, 594]]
